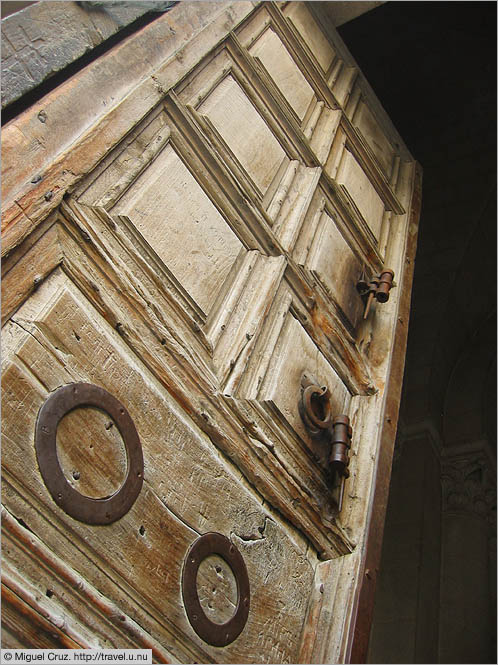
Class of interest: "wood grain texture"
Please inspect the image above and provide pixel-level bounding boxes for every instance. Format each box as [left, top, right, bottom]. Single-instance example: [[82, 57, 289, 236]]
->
[[2, 268, 315, 663], [2, 200, 356, 562], [111, 141, 244, 315], [283, 2, 336, 74], [352, 100, 396, 179], [199, 74, 287, 195], [304, 208, 365, 332], [1, 2, 256, 257], [56, 406, 128, 499], [336, 150, 385, 241], [249, 26, 315, 121], [197, 555, 238, 625], [1, 583, 82, 650], [2, 506, 176, 659], [2, 2, 420, 661]]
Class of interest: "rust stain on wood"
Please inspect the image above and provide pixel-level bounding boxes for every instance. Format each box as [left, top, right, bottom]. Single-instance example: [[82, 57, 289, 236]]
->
[[347, 161, 423, 664], [310, 297, 374, 394], [2, 508, 173, 661], [2, 583, 84, 650]]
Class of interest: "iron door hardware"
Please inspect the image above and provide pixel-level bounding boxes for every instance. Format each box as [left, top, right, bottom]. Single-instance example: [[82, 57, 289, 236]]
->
[[182, 533, 250, 647], [35, 383, 144, 524], [356, 267, 395, 319], [299, 374, 353, 512]]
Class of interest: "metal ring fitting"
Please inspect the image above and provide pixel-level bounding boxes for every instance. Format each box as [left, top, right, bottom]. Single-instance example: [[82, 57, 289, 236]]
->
[[302, 384, 331, 431], [182, 532, 250, 647], [35, 383, 144, 525]]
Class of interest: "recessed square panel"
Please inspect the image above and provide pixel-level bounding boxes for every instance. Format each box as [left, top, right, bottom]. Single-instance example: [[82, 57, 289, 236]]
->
[[258, 314, 351, 443], [249, 27, 315, 121], [1, 270, 315, 663], [353, 100, 396, 178], [284, 3, 335, 73], [198, 75, 286, 195], [306, 210, 365, 331], [112, 143, 243, 314], [336, 150, 385, 240]]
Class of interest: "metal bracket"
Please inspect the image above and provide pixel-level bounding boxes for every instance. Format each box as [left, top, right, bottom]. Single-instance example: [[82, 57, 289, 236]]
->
[[182, 533, 250, 647], [356, 267, 395, 319], [299, 373, 353, 512], [35, 383, 144, 525]]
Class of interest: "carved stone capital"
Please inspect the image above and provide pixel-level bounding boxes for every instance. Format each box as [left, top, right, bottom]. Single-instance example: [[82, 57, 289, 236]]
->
[[441, 452, 496, 524]]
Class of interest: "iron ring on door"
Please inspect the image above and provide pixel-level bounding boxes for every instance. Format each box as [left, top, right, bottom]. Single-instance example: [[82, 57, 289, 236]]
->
[[182, 532, 250, 647], [35, 382, 144, 525]]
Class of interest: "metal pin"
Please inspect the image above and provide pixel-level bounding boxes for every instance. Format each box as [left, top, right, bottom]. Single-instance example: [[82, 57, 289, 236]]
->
[[363, 291, 375, 319]]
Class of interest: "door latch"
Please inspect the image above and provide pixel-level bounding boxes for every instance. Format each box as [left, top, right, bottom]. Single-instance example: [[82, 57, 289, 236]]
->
[[356, 267, 395, 319], [299, 374, 352, 512]]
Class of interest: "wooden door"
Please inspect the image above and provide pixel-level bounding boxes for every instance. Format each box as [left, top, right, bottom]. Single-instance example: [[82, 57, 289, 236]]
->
[[1, 2, 421, 662]]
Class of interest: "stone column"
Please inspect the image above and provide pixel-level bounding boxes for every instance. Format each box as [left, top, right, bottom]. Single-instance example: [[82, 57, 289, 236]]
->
[[368, 429, 442, 664], [439, 450, 496, 664]]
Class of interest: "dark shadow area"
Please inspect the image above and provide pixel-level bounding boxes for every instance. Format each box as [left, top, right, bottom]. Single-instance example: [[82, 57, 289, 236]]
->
[[339, 3, 496, 662]]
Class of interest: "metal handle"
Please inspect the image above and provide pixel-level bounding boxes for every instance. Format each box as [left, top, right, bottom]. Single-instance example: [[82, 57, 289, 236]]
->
[[301, 384, 331, 432], [299, 375, 353, 512]]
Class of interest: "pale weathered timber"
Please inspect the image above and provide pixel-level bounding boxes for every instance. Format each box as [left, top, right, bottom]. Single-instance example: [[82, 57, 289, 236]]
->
[[283, 2, 337, 74], [293, 186, 370, 334], [2, 506, 177, 659], [2, 1, 420, 661], [2, 201, 357, 560], [336, 149, 386, 241], [1, 2, 256, 254], [111, 141, 244, 316], [248, 25, 316, 121], [2, 268, 315, 663]]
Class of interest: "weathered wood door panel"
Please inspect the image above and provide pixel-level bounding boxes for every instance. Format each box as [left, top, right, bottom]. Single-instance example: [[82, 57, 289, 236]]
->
[[1, 2, 421, 662], [2, 266, 315, 663]]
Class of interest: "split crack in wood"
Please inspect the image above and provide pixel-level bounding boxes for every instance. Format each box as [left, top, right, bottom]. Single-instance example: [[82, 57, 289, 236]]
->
[[158, 493, 201, 536], [231, 515, 274, 544]]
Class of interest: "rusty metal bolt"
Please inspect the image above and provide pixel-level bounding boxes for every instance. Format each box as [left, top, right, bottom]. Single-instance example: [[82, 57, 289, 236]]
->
[[376, 269, 395, 303], [329, 415, 352, 477]]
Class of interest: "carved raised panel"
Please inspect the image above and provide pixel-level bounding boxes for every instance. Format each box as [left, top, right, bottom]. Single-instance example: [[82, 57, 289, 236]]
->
[[220, 276, 363, 555], [208, 252, 286, 382], [197, 74, 288, 197], [352, 100, 397, 179], [283, 2, 336, 74], [111, 142, 244, 316], [282, 2, 356, 107], [76, 109, 171, 211], [257, 313, 351, 439], [1, 1, 420, 661], [236, 5, 343, 167], [248, 26, 315, 121], [175, 37, 326, 227], [336, 148, 386, 241], [268, 162, 321, 249], [325, 126, 392, 249], [303, 208, 365, 333], [345, 83, 401, 186]]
